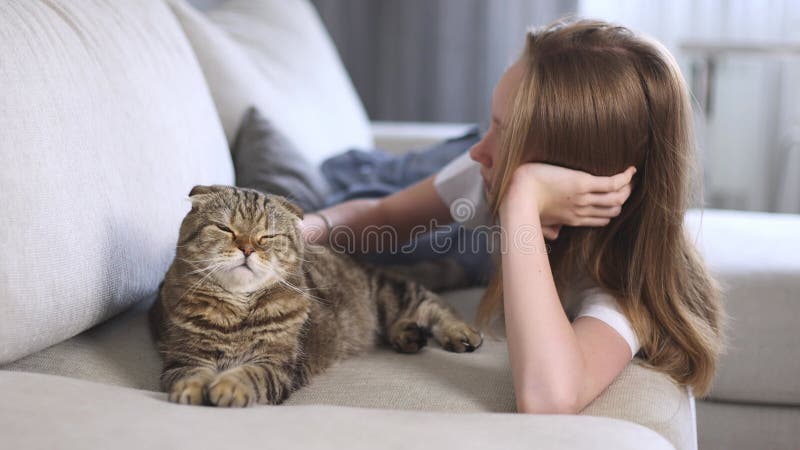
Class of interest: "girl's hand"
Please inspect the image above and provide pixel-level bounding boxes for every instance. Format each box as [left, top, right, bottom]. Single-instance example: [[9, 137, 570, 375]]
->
[[504, 163, 636, 234]]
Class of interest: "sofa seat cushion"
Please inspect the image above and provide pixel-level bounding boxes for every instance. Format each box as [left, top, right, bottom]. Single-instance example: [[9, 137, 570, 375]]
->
[[0, 0, 234, 364], [0, 371, 674, 450], [2, 288, 695, 450], [697, 400, 800, 450], [685, 209, 800, 405]]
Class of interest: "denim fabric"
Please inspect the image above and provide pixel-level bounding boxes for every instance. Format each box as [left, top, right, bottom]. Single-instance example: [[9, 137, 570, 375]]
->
[[319, 128, 492, 284], [321, 127, 481, 204]]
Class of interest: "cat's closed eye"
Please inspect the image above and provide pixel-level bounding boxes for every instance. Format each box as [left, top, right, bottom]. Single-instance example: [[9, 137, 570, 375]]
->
[[258, 234, 282, 245], [216, 224, 232, 232], [216, 224, 235, 237]]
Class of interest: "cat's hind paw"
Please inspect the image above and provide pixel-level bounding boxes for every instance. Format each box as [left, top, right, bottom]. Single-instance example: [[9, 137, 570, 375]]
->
[[434, 322, 483, 353]]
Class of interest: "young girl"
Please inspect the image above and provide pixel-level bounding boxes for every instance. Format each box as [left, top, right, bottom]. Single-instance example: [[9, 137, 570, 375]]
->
[[302, 19, 724, 414]]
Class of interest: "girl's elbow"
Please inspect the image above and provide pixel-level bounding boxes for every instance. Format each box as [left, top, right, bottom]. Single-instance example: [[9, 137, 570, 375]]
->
[[517, 390, 580, 415]]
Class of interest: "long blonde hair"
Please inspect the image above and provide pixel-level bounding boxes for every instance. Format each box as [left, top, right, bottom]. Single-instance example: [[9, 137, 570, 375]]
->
[[477, 19, 726, 397]]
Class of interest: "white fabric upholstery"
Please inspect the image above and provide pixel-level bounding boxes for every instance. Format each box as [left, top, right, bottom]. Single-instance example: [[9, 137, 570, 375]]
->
[[0, 0, 234, 364], [169, 0, 373, 165], [2, 288, 695, 450], [0, 370, 674, 450]]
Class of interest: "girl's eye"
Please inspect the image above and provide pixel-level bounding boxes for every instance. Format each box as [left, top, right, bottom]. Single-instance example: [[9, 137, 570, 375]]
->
[[216, 225, 233, 234]]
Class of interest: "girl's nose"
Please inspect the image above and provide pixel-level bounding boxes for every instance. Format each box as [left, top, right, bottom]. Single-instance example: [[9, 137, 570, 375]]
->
[[469, 140, 492, 169]]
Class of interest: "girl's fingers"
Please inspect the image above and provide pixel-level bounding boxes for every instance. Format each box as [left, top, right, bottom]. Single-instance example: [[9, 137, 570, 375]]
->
[[575, 205, 622, 218], [579, 184, 632, 208], [584, 166, 637, 193], [574, 217, 611, 227]]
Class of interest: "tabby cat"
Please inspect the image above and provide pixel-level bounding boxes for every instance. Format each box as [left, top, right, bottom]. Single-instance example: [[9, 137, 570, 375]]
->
[[148, 185, 483, 407]]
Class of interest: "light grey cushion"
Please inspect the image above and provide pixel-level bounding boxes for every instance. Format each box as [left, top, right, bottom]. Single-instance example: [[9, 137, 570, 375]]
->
[[233, 107, 331, 212], [168, 0, 373, 165], [685, 210, 800, 404], [0, 0, 234, 364], [0, 370, 674, 450], [2, 288, 695, 450]]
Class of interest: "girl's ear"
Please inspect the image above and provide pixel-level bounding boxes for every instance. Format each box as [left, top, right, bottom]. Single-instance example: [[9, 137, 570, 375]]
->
[[269, 194, 304, 219]]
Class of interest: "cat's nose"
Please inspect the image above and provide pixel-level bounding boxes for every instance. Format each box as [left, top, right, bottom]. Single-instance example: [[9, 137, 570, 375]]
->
[[238, 244, 255, 257]]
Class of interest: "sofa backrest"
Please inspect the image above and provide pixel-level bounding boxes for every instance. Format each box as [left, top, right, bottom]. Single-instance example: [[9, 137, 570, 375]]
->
[[169, 0, 374, 166], [0, 0, 234, 363]]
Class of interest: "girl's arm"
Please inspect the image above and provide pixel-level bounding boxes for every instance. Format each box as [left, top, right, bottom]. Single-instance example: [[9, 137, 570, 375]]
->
[[500, 164, 636, 414], [301, 175, 453, 251]]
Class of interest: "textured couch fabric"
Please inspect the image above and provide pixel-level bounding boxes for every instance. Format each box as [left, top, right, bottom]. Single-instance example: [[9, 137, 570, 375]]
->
[[0, 370, 674, 450], [697, 401, 800, 450], [2, 288, 687, 449], [0, 0, 234, 364]]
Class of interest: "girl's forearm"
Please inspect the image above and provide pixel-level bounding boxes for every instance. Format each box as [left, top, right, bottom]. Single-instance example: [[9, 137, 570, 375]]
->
[[500, 197, 586, 414], [304, 198, 384, 250]]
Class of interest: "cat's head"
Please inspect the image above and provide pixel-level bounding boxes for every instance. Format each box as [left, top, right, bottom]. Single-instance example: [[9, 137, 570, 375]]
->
[[175, 185, 305, 294]]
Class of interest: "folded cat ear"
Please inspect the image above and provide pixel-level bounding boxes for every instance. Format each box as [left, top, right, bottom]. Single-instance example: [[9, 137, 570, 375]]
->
[[188, 185, 226, 210], [189, 185, 230, 197], [269, 195, 304, 219]]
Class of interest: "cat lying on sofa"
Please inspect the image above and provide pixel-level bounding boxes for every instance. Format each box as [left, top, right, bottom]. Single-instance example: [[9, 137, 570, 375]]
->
[[149, 185, 483, 407]]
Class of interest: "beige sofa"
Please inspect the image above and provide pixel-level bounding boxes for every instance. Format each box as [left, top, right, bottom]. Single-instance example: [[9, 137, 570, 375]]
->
[[1, 1, 798, 449]]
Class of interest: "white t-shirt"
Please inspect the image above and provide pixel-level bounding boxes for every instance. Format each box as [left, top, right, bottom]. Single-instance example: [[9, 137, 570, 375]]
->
[[433, 152, 641, 358]]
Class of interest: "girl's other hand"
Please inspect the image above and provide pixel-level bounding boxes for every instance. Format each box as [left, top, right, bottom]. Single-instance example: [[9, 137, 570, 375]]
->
[[505, 163, 637, 229]]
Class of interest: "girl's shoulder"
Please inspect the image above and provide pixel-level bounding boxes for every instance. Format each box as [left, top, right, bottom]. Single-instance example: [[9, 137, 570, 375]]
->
[[564, 275, 641, 358]]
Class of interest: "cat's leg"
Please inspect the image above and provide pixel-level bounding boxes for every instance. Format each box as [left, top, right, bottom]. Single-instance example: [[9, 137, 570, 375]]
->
[[206, 363, 295, 407], [375, 274, 482, 353], [162, 364, 216, 405], [412, 289, 484, 353]]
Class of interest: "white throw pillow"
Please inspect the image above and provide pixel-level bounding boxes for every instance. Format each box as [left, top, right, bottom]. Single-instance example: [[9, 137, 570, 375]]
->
[[0, 0, 234, 363], [169, 0, 374, 166]]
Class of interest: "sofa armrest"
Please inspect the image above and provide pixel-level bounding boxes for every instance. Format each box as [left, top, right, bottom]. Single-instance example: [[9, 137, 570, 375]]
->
[[371, 121, 477, 155]]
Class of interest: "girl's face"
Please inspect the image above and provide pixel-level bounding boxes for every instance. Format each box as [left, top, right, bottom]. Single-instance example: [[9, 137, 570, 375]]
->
[[469, 59, 525, 190]]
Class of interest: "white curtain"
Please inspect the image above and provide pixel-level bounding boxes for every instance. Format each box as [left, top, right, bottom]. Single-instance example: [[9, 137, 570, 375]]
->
[[580, 0, 800, 213]]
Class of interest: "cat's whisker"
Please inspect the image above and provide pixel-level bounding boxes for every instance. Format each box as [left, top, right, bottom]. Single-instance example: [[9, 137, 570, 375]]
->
[[180, 256, 228, 265], [271, 266, 328, 303], [277, 278, 326, 304], [184, 262, 227, 276], [179, 262, 226, 301]]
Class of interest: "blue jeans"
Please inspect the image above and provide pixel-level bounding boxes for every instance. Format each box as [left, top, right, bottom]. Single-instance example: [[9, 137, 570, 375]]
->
[[319, 128, 492, 283]]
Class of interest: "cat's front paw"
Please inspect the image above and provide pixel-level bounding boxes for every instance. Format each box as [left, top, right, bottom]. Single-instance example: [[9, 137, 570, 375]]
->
[[206, 371, 257, 408], [168, 378, 207, 405], [434, 321, 483, 353]]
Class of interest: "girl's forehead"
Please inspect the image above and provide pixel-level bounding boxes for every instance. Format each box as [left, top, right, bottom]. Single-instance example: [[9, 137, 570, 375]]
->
[[492, 59, 525, 122]]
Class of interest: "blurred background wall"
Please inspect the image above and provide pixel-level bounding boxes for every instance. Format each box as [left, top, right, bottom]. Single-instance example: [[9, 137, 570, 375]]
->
[[311, 0, 576, 125]]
